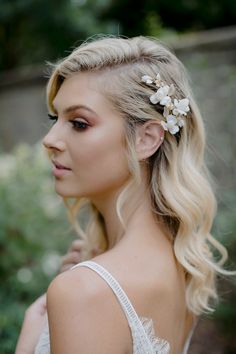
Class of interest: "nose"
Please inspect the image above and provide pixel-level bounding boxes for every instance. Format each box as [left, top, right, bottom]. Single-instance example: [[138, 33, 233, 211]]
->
[[43, 125, 66, 152]]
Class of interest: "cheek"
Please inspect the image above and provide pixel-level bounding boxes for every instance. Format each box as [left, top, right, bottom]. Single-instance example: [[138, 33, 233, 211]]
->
[[72, 128, 130, 192]]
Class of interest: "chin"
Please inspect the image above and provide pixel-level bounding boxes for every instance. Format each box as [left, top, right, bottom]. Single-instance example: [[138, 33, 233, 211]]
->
[[54, 184, 89, 199], [54, 185, 76, 198]]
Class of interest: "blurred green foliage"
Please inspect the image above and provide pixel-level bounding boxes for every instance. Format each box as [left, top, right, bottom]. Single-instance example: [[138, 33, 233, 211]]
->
[[1, 0, 236, 71], [102, 0, 236, 36], [0, 0, 115, 70], [0, 143, 74, 354]]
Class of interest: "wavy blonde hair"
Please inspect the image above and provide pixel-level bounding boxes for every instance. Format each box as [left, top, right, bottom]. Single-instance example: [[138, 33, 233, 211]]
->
[[46, 36, 229, 315]]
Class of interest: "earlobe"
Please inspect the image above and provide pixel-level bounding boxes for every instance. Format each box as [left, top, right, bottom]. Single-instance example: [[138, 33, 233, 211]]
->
[[135, 120, 164, 161]]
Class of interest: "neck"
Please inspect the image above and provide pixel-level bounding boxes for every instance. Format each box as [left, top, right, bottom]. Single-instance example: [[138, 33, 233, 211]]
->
[[91, 177, 161, 250]]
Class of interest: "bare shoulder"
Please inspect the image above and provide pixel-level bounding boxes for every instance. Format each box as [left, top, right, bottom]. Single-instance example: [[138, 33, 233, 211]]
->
[[47, 266, 131, 354], [47, 264, 104, 302], [92, 245, 190, 351], [92, 242, 184, 300]]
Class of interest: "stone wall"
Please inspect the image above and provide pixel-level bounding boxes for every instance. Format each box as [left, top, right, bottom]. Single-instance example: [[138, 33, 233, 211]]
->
[[0, 67, 47, 150], [175, 26, 236, 192]]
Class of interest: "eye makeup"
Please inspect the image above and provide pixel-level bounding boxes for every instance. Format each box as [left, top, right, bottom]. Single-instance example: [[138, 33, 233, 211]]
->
[[48, 114, 58, 125], [47, 113, 89, 131], [69, 120, 89, 131]]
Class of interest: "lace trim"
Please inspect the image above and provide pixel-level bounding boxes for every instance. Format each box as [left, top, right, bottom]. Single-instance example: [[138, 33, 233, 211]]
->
[[138, 316, 170, 354], [35, 316, 192, 354]]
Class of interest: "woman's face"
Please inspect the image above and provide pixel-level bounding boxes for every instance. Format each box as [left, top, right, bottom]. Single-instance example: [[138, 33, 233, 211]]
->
[[43, 72, 130, 200]]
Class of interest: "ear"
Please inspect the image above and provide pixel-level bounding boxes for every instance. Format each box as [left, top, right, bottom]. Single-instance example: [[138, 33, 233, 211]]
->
[[135, 120, 164, 161]]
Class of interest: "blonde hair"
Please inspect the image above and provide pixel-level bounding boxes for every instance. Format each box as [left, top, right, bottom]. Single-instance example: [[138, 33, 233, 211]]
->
[[46, 36, 229, 315]]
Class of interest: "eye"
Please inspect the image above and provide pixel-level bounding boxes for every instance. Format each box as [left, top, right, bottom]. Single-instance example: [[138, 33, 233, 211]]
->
[[69, 119, 89, 131], [48, 113, 58, 124]]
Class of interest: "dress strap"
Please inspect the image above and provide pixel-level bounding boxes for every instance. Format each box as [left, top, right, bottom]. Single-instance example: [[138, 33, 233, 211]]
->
[[71, 260, 141, 327], [70, 260, 170, 354]]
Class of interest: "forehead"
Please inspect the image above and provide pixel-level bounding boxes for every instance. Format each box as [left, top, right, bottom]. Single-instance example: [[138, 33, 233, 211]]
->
[[53, 71, 114, 113]]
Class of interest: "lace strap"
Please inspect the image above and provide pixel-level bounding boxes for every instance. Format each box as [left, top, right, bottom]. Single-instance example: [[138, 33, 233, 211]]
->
[[71, 260, 141, 327], [182, 319, 198, 354], [71, 260, 170, 354]]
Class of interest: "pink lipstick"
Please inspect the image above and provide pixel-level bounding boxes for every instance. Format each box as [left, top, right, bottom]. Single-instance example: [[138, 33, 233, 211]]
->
[[52, 160, 71, 178]]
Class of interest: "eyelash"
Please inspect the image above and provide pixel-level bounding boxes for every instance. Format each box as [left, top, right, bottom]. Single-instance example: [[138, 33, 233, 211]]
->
[[48, 114, 89, 131], [48, 114, 57, 123], [70, 120, 89, 131]]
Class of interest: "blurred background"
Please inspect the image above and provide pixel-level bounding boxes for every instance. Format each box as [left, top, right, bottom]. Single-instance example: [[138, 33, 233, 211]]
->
[[0, 1, 236, 353]]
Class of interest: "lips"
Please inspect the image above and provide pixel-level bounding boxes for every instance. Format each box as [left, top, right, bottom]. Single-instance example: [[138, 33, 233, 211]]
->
[[52, 160, 71, 178], [52, 160, 71, 170]]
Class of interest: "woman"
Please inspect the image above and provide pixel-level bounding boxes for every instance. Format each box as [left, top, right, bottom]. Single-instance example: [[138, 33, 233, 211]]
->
[[15, 36, 229, 354]]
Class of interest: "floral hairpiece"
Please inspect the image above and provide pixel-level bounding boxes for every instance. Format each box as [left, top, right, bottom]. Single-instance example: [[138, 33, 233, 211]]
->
[[141, 73, 190, 135]]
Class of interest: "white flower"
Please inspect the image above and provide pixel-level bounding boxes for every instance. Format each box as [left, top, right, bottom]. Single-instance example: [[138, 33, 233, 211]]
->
[[141, 72, 190, 135], [177, 118, 185, 127], [154, 73, 162, 86], [150, 85, 170, 105], [163, 103, 174, 118], [161, 115, 180, 135], [160, 95, 171, 106], [150, 92, 160, 104], [169, 125, 180, 135], [163, 106, 169, 118], [141, 75, 153, 84], [173, 98, 190, 116]]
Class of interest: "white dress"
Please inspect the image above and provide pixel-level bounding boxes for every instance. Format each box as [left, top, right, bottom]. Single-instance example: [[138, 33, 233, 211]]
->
[[35, 261, 194, 354]]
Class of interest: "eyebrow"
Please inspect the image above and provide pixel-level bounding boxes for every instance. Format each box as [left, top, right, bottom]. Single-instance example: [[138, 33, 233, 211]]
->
[[52, 104, 98, 116]]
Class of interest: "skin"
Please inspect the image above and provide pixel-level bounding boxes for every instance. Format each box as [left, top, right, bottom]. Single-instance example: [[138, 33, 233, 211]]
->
[[15, 294, 47, 354], [15, 72, 194, 354], [45, 75, 130, 199]]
